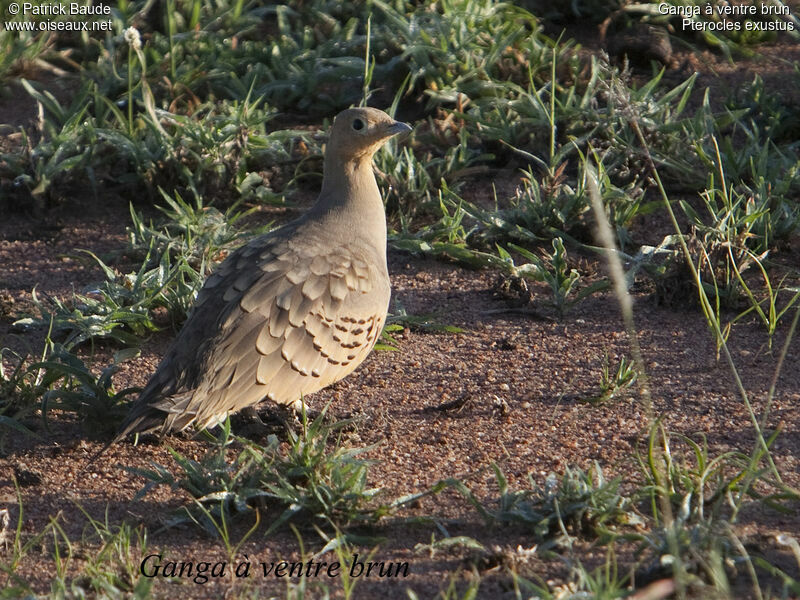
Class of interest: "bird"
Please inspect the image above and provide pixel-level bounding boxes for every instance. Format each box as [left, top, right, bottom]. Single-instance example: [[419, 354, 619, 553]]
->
[[116, 107, 411, 439]]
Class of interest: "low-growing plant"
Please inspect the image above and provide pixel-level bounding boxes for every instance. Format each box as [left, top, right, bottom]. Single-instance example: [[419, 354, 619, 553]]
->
[[451, 151, 645, 252], [0, 17, 55, 83], [725, 74, 800, 147], [3, 79, 99, 206], [69, 504, 154, 598], [0, 486, 154, 598], [588, 155, 800, 598], [375, 126, 491, 221], [374, 0, 551, 101], [730, 267, 800, 351], [459, 463, 635, 548], [37, 346, 141, 437], [0, 481, 44, 593], [671, 138, 800, 342], [509, 557, 632, 600], [187, 501, 261, 594], [632, 424, 797, 594], [389, 185, 485, 267], [245, 407, 383, 534], [129, 408, 384, 535], [0, 333, 66, 445], [128, 416, 269, 529], [375, 144, 436, 217], [465, 163, 593, 243], [2, 63, 307, 207], [12, 190, 273, 350], [638, 428, 750, 532], [454, 54, 714, 190], [408, 567, 481, 600], [508, 238, 609, 319], [0, 345, 46, 438], [128, 190, 270, 270], [13, 252, 183, 348], [13, 290, 124, 350], [586, 352, 638, 404]]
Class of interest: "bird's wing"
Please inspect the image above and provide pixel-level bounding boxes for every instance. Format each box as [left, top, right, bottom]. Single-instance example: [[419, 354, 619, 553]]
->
[[152, 235, 389, 432]]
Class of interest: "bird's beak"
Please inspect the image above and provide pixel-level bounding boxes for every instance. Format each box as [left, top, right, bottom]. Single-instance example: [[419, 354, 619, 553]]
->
[[387, 120, 412, 137]]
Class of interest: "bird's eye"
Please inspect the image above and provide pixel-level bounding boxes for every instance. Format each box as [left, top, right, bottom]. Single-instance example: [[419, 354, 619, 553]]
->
[[352, 118, 365, 131]]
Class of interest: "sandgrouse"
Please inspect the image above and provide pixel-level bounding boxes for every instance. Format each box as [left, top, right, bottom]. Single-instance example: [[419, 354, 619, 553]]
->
[[117, 107, 411, 438]]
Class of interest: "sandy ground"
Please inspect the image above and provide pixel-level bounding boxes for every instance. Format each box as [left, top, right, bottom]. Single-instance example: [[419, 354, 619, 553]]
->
[[1, 28, 800, 599]]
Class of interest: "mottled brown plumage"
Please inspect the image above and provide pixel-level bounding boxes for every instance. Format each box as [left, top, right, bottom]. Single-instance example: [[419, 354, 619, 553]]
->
[[117, 107, 410, 438]]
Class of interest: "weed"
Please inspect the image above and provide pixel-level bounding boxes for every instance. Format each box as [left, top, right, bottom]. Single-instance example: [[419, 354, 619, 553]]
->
[[632, 425, 799, 595], [465, 163, 593, 243], [3, 69, 304, 206], [248, 407, 382, 533], [37, 346, 141, 437], [130, 408, 383, 535], [586, 352, 638, 404], [128, 190, 269, 270], [0, 485, 154, 598], [511, 547, 634, 599], [313, 528, 382, 600], [459, 463, 635, 548], [0, 16, 54, 83], [12, 191, 272, 351], [588, 149, 800, 597], [3, 79, 99, 206], [0, 333, 69, 445], [128, 417, 269, 529], [0, 480, 40, 592], [376, 124, 491, 222], [13, 261, 165, 349], [389, 184, 485, 267], [67, 505, 154, 597], [374, 0, 548, 101], [509, 238, 609, 319], [0, 345, 46, 439]]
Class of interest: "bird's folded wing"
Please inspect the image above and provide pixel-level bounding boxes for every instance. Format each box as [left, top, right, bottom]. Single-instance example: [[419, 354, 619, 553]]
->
[[163, 239, 387, 431]]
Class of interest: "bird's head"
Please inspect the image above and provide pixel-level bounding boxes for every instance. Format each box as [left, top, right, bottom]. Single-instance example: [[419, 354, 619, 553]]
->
[[326, 107, 412, 163]]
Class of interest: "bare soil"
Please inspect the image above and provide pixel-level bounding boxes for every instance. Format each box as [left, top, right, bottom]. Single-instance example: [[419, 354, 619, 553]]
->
[[1, 32, 799, 600]]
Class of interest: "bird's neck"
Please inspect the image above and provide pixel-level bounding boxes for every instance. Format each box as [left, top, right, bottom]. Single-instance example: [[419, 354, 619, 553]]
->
[[313, 153, 387, 256], [319, 152, 378, 204]]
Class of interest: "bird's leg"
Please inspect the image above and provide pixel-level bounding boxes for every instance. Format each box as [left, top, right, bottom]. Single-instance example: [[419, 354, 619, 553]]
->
[[232, 399, 320, 440], [241, 405, 265, 425], [231, 404, 286, 440]]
